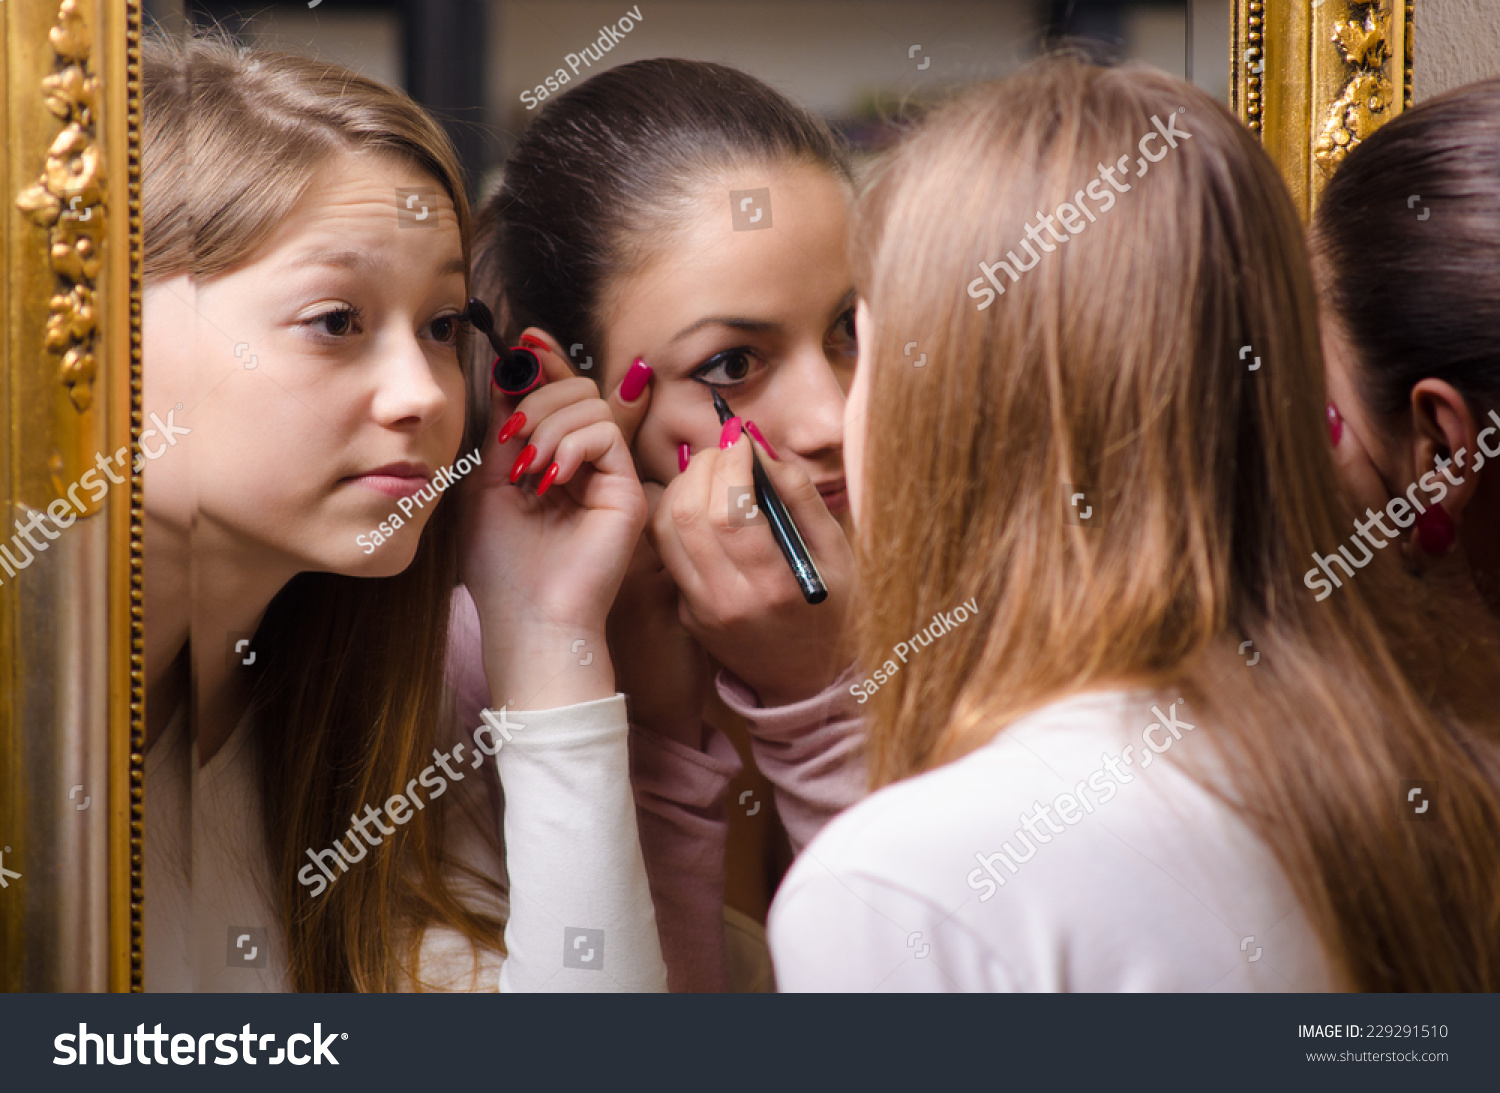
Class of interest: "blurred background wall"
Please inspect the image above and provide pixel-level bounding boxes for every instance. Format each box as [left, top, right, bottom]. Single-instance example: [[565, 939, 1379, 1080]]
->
[[1416, 0, 1500, 101], [143, 0, 1231, 201]]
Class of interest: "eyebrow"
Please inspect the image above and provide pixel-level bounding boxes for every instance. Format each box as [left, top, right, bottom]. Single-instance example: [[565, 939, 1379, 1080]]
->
[[668, 315, 781, 343], [290, 249, 467, 278], [667, 288, 857, 344]]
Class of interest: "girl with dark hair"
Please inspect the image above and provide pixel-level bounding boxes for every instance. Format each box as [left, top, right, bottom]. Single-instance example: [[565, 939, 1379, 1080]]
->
[[463, 59, 869, 990], [1313, 78, 1500, 616]]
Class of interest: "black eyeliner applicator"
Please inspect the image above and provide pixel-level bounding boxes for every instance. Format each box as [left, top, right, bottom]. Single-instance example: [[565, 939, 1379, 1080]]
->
[[466, 297, 544, 397], [712, 389, 827, 605]]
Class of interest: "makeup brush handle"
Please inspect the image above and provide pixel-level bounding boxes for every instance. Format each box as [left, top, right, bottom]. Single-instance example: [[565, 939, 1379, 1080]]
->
[[752, 453, 827, 605]]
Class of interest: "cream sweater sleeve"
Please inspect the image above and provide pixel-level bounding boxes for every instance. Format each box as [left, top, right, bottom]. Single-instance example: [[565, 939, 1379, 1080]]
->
[[492, 695, 669, 993]]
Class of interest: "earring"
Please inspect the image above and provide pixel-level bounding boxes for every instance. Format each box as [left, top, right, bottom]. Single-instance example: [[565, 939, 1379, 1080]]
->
[[1414, 502, 1456, 556]]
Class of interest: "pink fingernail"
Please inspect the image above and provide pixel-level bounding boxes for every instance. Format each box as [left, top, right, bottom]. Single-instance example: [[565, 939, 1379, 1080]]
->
[[719, 417, 742, 450], [744, 421, 779, 461], [619, 357, 653, 403], [1326, 402, 1343, 447], [678, 443, 691, 473]]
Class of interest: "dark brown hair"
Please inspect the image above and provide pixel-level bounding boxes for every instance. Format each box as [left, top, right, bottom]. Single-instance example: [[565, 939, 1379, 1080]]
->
[[853, 57, 1500, 991], [1313, 77, 1500, 420], [144, 30, 504, 992], [471, 58, 851, 380]]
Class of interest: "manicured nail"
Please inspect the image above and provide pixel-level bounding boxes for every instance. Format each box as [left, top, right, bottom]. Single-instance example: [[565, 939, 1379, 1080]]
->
[[497, 410, 526, 445], [536, 462, 561, 496], [619, 357, 653, 403], [510, 444, 537, 483], [678, 443, 691, 473], [518, 333, 549, 352], [1326, 402, 1342, 447], [719, 417, 742, 450], [744, 420, 779, 461]]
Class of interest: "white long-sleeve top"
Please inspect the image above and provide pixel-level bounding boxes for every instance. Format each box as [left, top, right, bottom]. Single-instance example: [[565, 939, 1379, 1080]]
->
[[768, 690, 1335, 992], [145, 693, 667, 992]]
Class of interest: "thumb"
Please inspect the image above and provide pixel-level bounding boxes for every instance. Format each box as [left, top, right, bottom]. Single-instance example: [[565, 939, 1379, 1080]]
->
[[607, 356, 655, 448]]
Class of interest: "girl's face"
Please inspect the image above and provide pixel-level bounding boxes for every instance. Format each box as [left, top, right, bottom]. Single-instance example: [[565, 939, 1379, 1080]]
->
[[143, 151, 469, 577], [599, 163, 856, 523]]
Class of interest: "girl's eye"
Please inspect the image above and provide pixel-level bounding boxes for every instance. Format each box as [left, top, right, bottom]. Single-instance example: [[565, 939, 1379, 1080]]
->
[[302, 305, 363, 339], [429, 312, 463, 344], [691, 347, 760, 387], [826, 307, 857, 360]]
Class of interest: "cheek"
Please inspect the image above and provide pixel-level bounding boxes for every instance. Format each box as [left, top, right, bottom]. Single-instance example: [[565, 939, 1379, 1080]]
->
[[197, 387, 337, 507], [642, 385, 726, 468], [189, 361, 367, 536], [436, 363, 469, 454]]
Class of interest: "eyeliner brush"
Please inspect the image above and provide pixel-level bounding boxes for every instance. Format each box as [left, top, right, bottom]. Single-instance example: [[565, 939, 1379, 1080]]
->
[[711, 389, 827, 605]]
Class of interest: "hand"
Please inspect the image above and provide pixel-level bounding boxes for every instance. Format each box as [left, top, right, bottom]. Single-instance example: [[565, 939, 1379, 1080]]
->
[[581, 355, 714, 745], [606, 483, 714, 748], [458, 343, 646, 708], [648, 423, 856, 707]]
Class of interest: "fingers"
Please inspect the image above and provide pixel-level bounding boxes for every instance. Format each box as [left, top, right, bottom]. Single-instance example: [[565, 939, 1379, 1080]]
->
[[495, 375, 606, 446], [646, 449, 726, 609], [537, 419, 633, 495], [520, 329, 580, 386], [642, 480, 668, 521], [648, 430, 781, 604], [489, 329, 596, 444], [506, 391, 639, 498], [745, 427, 821, 515], [607, 357, 654, 449], [736, 422, 848, 560]]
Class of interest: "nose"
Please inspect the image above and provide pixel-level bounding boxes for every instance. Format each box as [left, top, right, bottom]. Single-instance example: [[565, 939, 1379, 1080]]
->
[[370, 331, 451, 428], [771, 347, 846, 464]]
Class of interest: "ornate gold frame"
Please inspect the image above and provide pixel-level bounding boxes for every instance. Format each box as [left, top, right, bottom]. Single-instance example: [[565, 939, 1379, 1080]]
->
[[1232, 0, 1413, 217], [2, 0, 143, 991], [0, 0, 1414, 993]]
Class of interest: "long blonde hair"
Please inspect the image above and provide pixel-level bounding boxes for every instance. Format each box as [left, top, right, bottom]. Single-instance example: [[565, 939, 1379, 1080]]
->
[[144, 31, 503, 991], [852, 58, 1500, 990]]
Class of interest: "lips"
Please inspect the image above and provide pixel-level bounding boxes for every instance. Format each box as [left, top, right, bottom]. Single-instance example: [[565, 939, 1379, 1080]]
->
[[344, 461, 433, 499], [815, 478, 848, 515]]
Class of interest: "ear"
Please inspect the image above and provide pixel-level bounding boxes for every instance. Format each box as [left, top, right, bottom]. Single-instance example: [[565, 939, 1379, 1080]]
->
[[1407, 378, 1482, 524]]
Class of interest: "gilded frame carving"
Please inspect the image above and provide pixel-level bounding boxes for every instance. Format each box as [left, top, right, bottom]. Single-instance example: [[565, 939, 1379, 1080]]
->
[[1233, 0, 1414, 217], [2, 0, 143, 991]]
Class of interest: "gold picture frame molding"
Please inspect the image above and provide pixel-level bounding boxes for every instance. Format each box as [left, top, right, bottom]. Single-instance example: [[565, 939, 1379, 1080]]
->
[[1233, 0, 1414, 217], [2, 0, 143, 992]]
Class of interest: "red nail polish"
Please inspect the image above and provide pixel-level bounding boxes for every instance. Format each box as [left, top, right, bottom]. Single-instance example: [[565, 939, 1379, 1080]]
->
[[510, 444, 537, 483], [536, 463, 561, 496], [1326, 402, 1342, 447], [518, 334, 549, 352], [719, 417, 742, 450], [744, 421, 779, 461], [619, 357, 653, 403], [678, 443, 691, 473], [497, 410, 526, 445]]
